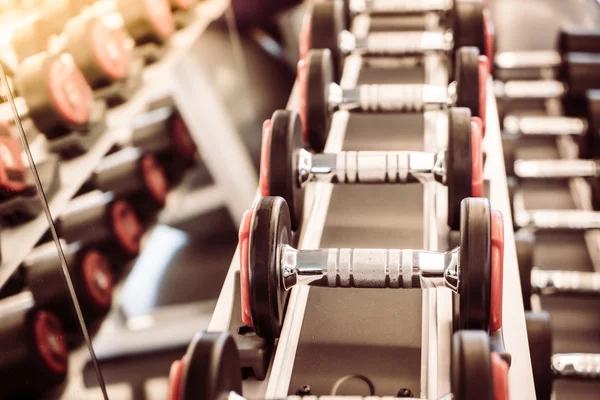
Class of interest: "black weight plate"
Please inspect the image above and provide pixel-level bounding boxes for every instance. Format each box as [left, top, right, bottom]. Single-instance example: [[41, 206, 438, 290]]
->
[[557, 26, 600, 55], [501, 134, 517, 176], [269, 110, 305, 231], [514, 231, 535, 311], [452, 0, 484, 54], [447, 107, 473, 230], [179, 332, 242, 400], [248, 196, 292, 339], [585, 89, 600, 159], [308, 1, 344, 82], [306, 49, 334, 153], [457, 197, 491, 332], [525, 311, 553, 400], [562, 53, 600, 98], [455, 47, 481, 119], [451, 330, 494, 400]]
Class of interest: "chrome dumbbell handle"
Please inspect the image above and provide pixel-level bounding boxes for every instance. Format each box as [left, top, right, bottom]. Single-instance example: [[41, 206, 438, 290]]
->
[[513, 159, 599, 179], [495, 50, 562, 70], [503, 115, 587, 137], [552, 354, 600, 380], [330, 83, 453, 112], [298, 149, 446, 185], [532, 268, 600, 296], [495, 80, 566, 99], [340, 30, 453, 55], [516, 210, 600, 230], [281, 245, 459, 292], [350, 0, 453, 14]]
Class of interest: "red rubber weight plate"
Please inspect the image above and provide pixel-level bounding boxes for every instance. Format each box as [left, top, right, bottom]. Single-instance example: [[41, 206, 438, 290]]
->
[[259, 119, 272, 196], [471, 117, 483, 198], [491, 352, 509, 400], [490, 210, 504, 333], [110, 199, 143, 255], [171, 114, 197, 162], [48, 55, 92, 125], [483, 9, 495, 74], [0, 122, 26, 192], [168, 358, 185, 400], [81, 249, 113, 310], [34, 311, 68, 375], [479, 56, 488, 137], [141, 154, 169, 205], [299, 11, 312, 62], [238, 209, 253, 327], [297, 59, 309, 143], [145, 0, 175, 40], [91, 22, 130, 81]]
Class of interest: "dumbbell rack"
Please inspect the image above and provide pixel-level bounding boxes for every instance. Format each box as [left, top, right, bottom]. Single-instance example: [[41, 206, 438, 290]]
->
[[209, 34, 535, 400], [0, 0, 255, 292]]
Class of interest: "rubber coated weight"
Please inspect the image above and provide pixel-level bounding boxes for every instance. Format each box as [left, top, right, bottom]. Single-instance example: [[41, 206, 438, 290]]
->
[[455, 47, 481, 120], [17, 53, 93, 137], [525, 311, 553, 400], [117, 0, 174, 45], [176, 332, 242, 400], [453, 0, 485, 55], [447, 107, 473, 230], [456, 197, 491, 332], [308, 1, 343, 82], [558, 26, 600, 55], [0, 123, 27, 193], [585, 90, 600, 159], [561, 53, 600, 98], [268, 110, 305, 231], [248, 196, 292, 339], [452, 330, 494, 400], [515, 231, 535, 311], [64, 16, 130, 87], [305, 49, 333, 152]]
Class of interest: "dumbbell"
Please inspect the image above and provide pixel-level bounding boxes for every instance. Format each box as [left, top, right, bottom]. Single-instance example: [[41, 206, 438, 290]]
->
[[238, 196, 502, 341], [526, 311, 600, 400], [261, 107, 482, 231], [168, 330, 509, 400], [495, 53, 600, 102], [0, 122, 27, 198], [130, 106, 198, 181], [87, 147, 170, 217], [301, 1, 489, 82], [58, 191, 143, 260], [93, 0, 175, 46], [60, 14, 132, 89], [15, 52, 96, 138], [23, 240, 113, 328], [495, 26, 600, 79], [0, 302, 68, 397], [299, 48, 486, 152], [502, 90, 600, 168]]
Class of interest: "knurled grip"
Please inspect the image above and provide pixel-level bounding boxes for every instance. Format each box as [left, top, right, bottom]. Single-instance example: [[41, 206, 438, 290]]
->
[[503, 115, 587, 136], [499, 80, 566, 99], [365, 31, 451, 55], [552, 354, 600, 380], [324, 248, 441, 288], [532, 269, 600, 295], [365, 0, 452, 13], [517, 210, 600, 230], [334, 151, 433, 184], [513, 159, 598, 179], [358, 84, 448, 112]]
